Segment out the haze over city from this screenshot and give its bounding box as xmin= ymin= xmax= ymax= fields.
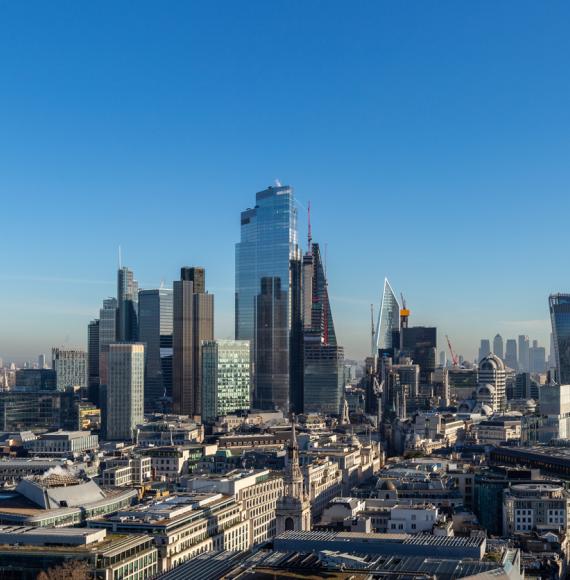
xmin=2 ymin=1 xmax=570 ymax=361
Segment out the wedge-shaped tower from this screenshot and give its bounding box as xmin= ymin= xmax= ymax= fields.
xmin=374 ymin=278 xmax=401 ymax=353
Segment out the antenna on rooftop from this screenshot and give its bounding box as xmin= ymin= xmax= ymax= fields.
xmin=307 ymin=201 xmax=312 ymax=250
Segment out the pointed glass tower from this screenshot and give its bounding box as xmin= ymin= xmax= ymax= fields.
xmin=375 ymin=278 xmax=400 ymax=352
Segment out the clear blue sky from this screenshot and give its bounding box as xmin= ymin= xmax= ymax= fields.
xmin=1 ymin=1 xmax=569 ymax=363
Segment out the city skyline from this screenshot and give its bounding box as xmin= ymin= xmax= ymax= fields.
xmin=2 ymin=2 xmax=569 ymax=361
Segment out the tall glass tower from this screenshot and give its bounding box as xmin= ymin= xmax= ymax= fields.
xmin=235 ymin=185 xmax=300 ymax=412
xmin=374 ymin=278 xmax=400 ymax=352
xmin=138 ymin=288 xmax=173 ymax=412
xmin=549 ymin=294 xmax=570 ymax=384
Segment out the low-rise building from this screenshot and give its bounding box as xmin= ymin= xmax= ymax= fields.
xmin=0 ymin=525 xmax=157 ymax=580
xmin=23 ymin=430 xmax=99 ymax=456
xmin=186 ymin=469 xmax=283 ymax=545
xmin=503 ymin=483 xmax=570 ymax=535
xmin=474 ymin=416 xmax=521 ymax=445
xmin=0 ymin=469 xmax=136 ymax=527
xmin=90 ymin=492 xmax=249 ymax=572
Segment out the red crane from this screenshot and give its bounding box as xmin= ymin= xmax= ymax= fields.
xmin=446 ymin=335 xmax=459 ymax=366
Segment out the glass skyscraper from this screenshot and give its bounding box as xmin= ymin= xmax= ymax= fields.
xmin=235 ymin=185 xmax=301 ymax=413
xmin=303 ymin=242 xmax=344 ymax=415
xmin=117 ymin=266 xmax=139 ymax=342
xmin=138 ymin=288 xmax=173 ymax=412
xmin=201 ymin=340 xmax=251 ymax=422
xmin=375 ymin=278 xmax=400 ymax=352
xmin=549 ymin=293 xmax=570 ymax=384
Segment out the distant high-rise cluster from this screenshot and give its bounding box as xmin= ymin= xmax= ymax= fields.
xmin=475 ymin=333 xmax=548 ymax=374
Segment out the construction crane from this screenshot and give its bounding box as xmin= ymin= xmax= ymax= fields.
xmin=445 ymin=335 xmax=459 ymax=366
xmin=400 ymin=293 xmax=410 ymax=330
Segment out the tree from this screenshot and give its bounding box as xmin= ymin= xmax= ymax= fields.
xmin=36 ymin=560 xmax=91 ymax=580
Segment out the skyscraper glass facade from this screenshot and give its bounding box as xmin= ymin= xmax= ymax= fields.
xmin=549 ymin=294 xmax=570 ymax=384
xmin=138 ymin=288 xmax=173 ymax=412
xmin=303 ymin=242 xmax=344 ymax=415
xmin=235 ymin=185 xmax=300 ymax=412
xmin=201 ymin=340 xmax=251 ymax=422
xmin=117 ymin=267 xmax=139 ymax=342
xmin=375 ymin=279 xmax=400 ymax=351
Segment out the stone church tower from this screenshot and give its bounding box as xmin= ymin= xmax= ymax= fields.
xmin=276 ymin=419 xmax=311 ymax=534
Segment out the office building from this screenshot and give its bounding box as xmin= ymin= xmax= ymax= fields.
xmin=15 ymin=368 xmax=56 ymax=390
xmin=303 ymin=242 xmax=344 ymax=415
xmin=476 ymin=353 xmax=507 ymax=412
xmin=505 ymin=339 xmax=518 ymax=370
xmin=503 ymin=483 xmax=569 ymax=535
xmin=493 ymin=334 xmax=504 ymax=360
xmin=529 ymin=340 xmax=546 ymax=374
xmin=201 ymin=339 xmax=251 ymax=422
xmin=401 ymin=326 xmax=436 ymax=386
xmin=37 ymin=354 xmax=46 ymax=369
xmin=235 ymin=184 xmax=301 ymax=413
xmin=91 ymin=493 xmax=249 ymax=572
xmin=98 ymin=297 xmax=118 ymax=387
xmin=439 ymin=350 xmax=446 ymax=367
xmin=374 ymin=278 xmax=400 ymax=352
xmin=539 ymin=383 xmax=570 ymax=440
xmin=549 ymin=294 xmax=570 ymax=384
xmin=51 ymin=348 xmax=87 ymax=391
xmin=117 ymin=266 xmax=139 ymax=341
xmin=138 ymin=288 xmax=173 ymax=412
xmin=87 ymin=319 xmax=100 ymax=405
xmin=518 ymin=335 xmax=530 ymax=373
xmin=478 ymin=339 xmax=491 ymax=363
xmin=106 ymin=343 xmax=145 ymax=441
xmin=173 ymin=267 xmax=214 ymax=417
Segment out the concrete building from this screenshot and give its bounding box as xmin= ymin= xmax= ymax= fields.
xmin=518 ymin=335 xmax=530 ymax=373
xmin=302 ymin=458 xmax=342 ymax=521
xmin=106 ymin=343 xmax=145 ymax=441
xmin=173 ymin=267 xmax=214 ymax=417
xmin=201 ymin=340 xmax=251 ymax=422
xmin=503 ymin=483 xmax=570 ymax=534
xmin=187 ymin=469 xmax=284 ymax=546
xmin=0 ymin=526 xmax=158 ymax=580
xmin=23 ymin=430 xmax=99 ymax=456
xmin=539 ymin=383 xmax=570 ymax=440
xmin=477 ymin=353 xmax=506 ymax=412
xmin=91 ymin=493 xmax=249 ymax=572
xmin=51 ymin=347 xmax=87 ymax=391
xmin=474 ymin=417 xmax=522 ymax=445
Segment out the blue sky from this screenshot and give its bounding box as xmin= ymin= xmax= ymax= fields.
xmin=1 ymin=1 xmax=569 ymax=363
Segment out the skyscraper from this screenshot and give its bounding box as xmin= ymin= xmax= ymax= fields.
xmin=235 ymin=185 xmax=301 ymax=413
xmin=401 ymin=326 xmax=437 ymax=386
xmin=87 ymin=319 xmax=100 ymax=404
xmin=439 ymin=351 xmax=447 ymax=368
xmin=549 ymin=294 xmax=570 ymax=384
xmin=138 ymin=288 xmax=173 ymax=412
xmin=302 ymin=242 xmax=344 ymax=415
xmin=374 ymin=278 xmax=400 ymax=352
xmin=98 ymin=298 xmax=118 ymax=387
xmin=173 ymin=267 xmax=214 ymax=417
xmin=51 ymin=348 xmax=87 ymax=391
xmin=518 ymin=335 xmax=530 ymax=373
xmin=493 ymin=334 xmax=504 ymax=360
xmin=106 ymin=343 xmax=144 ymax=441
xmin=505 ymin=339 xmax=518 ymax=370
xmin=201 ymin=340 xmax=251 ymax=422
xmin=117 ymin=266 xmax=139 ymax=342
xmin=478 ymin=339 xmax=491 ymax=363
xmin=38 ymin=354 xmax=46 ymax=369
xmin=529 ymin=340 xmax=546 ymax=374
